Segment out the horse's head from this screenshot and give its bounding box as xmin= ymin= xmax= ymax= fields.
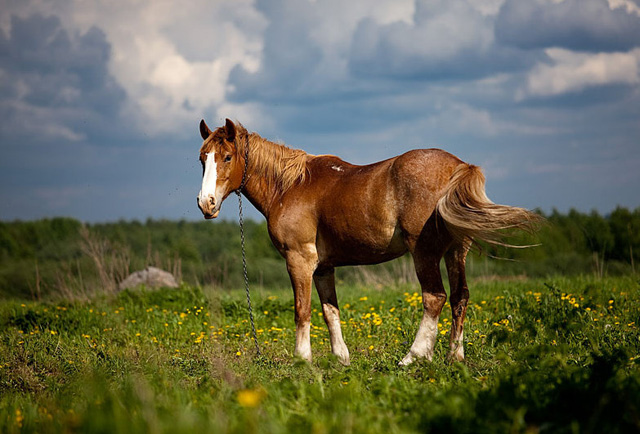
xmin=197 ymin=118 xmax=245 ymax=219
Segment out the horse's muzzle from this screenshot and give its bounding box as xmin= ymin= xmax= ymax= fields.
xmin=197 ymin=196 xmax=220 ymax=219
xmin=203 ymin=211 xmax=219 ymax=219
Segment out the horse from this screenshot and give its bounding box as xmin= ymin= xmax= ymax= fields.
xmin=196 ymin=119 xmax=539 ymax=366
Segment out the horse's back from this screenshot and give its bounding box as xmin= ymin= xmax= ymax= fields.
xmin=307 ymin=149 xmax=463 ymax=220
xmin=309 ymin=148 xmax=462 ymax=190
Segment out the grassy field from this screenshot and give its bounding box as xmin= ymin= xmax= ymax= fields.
xmin=1 ymin=275 xmax=639 ymax=433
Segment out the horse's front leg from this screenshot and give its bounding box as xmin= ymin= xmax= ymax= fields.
xmin=314 ymin=267 xmax=350 ymax=365
xmin=286 ymin=246 xmax=318 ymax=362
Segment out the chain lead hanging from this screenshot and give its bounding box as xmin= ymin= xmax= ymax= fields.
xmin=236 ymin=138 xmax=261 ymax=356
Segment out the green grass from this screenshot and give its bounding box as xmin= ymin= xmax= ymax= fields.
xmin=1 ymin=276 xmax=639 ymax=433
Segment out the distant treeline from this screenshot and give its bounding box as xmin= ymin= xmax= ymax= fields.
xmin=0 ymin=207 xmax=639 ymax=299
xmin=479 ymin=207 xmax=639 ymax=277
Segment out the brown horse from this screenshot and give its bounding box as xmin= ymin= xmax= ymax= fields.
xmin=197 ymin=119 xmax=539 ymax=366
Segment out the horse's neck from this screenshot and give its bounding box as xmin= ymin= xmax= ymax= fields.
xmin=240 ymin=135 xmax=287 ymax=218
xmin=242 ymin=175 xmax=279 ymax=219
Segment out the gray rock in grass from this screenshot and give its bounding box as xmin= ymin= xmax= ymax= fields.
xmin=118 ymin=266 xmax=179 ymax=291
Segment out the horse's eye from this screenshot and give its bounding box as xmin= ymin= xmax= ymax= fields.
xmin=224 ymin=155 xmax=232 ymax=163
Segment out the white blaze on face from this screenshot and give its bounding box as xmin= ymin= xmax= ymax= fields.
xmin=198 ymin=152 xmax=218 ymax=209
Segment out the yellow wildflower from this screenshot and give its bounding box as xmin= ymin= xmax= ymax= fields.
xmin=15 ymin=409 xmax=23 ymax=428
xmin=237 ymin=388 xmax=266 ymax=408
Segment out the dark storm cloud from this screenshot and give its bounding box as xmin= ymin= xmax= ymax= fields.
xmin=348 ymin=17 xmax=543 ymax=81
xmin=228 ymin=0 xmax=339 ymax=103
xmin=0 ymin=13 xmax=142 ymax=221
xmin=0 ymin=14 xmax=127 ymax=144
xmin=229 ymin=0 xmax=545 ymax=98
xmin=495 ymin=0 xmax=640 ymax=52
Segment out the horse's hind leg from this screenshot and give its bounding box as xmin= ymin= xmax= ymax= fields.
xmin=400 ymin=250 xmax=447 ymax=366
xmin=314 ymin=267 xmax=350 ymax=365
xmin=445 ymin=242 xmax=470 ymax=362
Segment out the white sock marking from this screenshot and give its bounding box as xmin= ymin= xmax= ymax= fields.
xmin=400 ymin=314 xmax=438 ymax=366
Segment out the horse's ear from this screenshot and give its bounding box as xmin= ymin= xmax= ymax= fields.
xmin=199 ymin=119 xmax=212 ymax=140
xmin=225 ymin=118 xmax=236 ymax=143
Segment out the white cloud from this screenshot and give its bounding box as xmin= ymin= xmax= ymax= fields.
xmin=65 ymin=0 xmax=267 ymax=136
xmin=608 ymin=0 xmax=640 ymax=16
xmin=518 ymin=48 xmax=640 ymax=98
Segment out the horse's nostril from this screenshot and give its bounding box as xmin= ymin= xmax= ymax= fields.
xmin=209 ymin=197 xmax=215 ymax=205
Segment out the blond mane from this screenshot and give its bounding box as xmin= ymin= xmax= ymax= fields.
xmin=236 ymin=125 xmax=310 ymax=193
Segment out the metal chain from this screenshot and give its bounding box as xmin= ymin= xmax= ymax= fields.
xmin=235 ymin=137 xmax=261 ymax=356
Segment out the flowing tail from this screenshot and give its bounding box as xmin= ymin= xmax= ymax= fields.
xmin=436 ymin=164 xmax=542 ymax=247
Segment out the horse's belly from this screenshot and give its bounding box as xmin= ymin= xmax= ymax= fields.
xmin=317 ymin=223 xmax=407 ymax=267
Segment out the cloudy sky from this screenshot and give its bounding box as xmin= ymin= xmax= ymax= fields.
xmin=1 ymin=0 xmax=639 ymax=222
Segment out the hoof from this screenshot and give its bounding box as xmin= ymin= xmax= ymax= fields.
xmin=398 ymin=354 xmax=414 ymax=366
xmin=399 ymin=351 xmax=432 ymax=366
xmin=447 ymin=346 xmax=464 ymax=362
xmin=336 ymin=350 xmax=350 ymax=366
xmin=294 ymin=350 xmax=313 ymax=364
xmin=447 ymin=352 xmax=465 ymax=363
xmin=331 ymin=344 xmax=350 ymax=366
